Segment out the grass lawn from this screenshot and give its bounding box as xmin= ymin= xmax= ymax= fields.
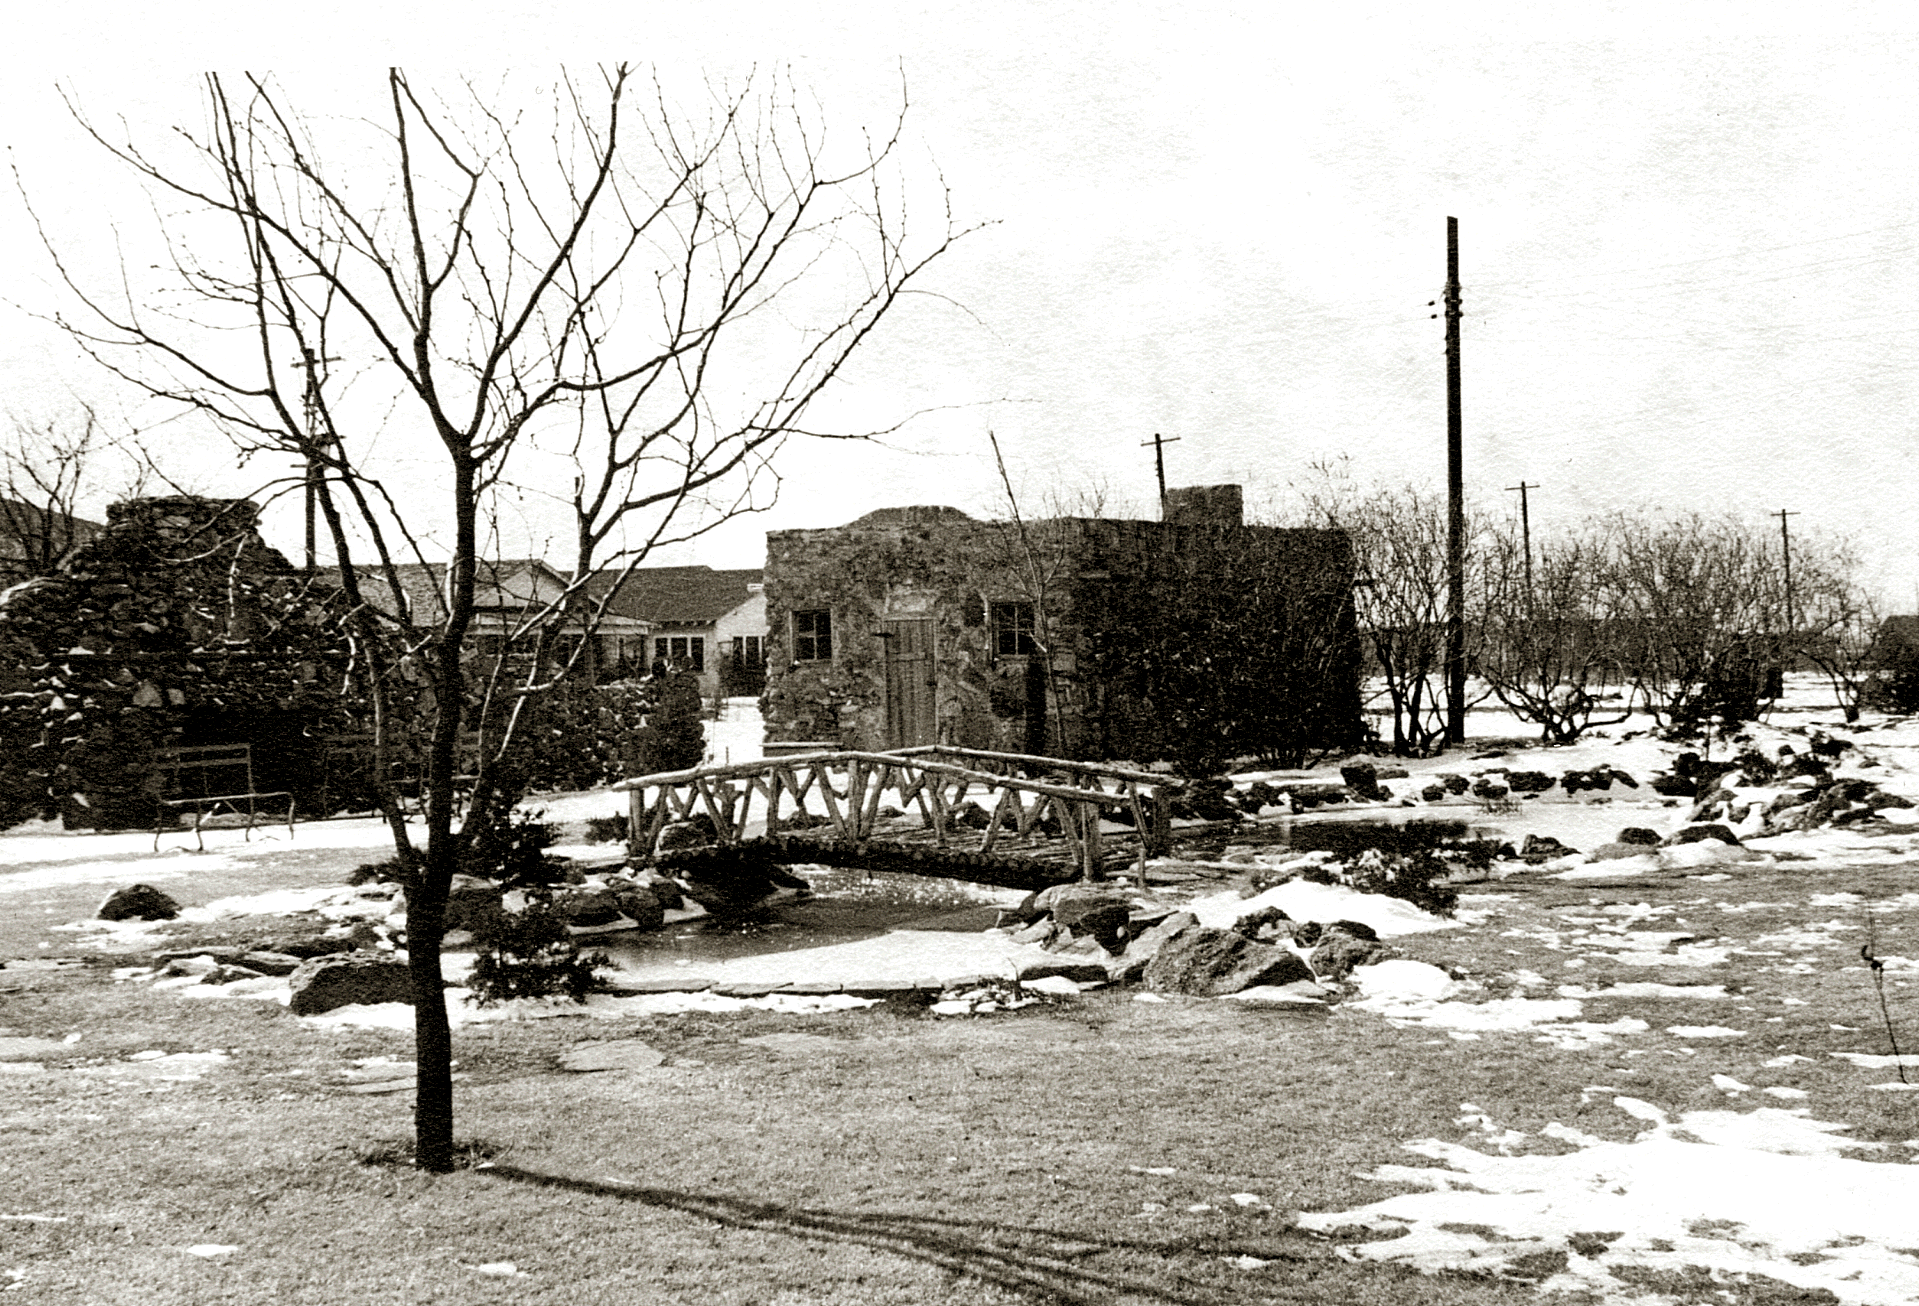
xmin=3 ymin=854 xmax=1917 ymax=1304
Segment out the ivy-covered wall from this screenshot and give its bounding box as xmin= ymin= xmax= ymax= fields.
xmin=761 ymin=493 xmax=1362 ymax=768
xmin=0 ymin=496 xmax=354 ymax=829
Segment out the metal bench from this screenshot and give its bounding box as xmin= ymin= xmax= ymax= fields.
xmin=152 ymin=744 xmax=295 ymax=851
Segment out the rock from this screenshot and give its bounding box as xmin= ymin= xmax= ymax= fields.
xmin=1376 ymin=765 xmax=1410 ymax=781
xmin=1034 ymin=882 xmax=1128 ymax=920
xmin=253 ymin=936 xmax=353 ymax=959
xmin=162 ymin=954 xmax=221 ymax=977
xmin=631 ymin=871 xmax=686 ymax=911
xmin=1326 ymin=918 xmax=1379 ymax=942
xmin=1521 ymin=833 xmax=1578 ymax=859
xmin=1421 ymin=784 xmax=1447 ymax=802
xmin=1142 ymin=925 xmax=1313 ymax=996
xmin=999 ymin=891 xmax=1045 ymax=927
xmin=1662 ymin=823 xmax=1742 ymax=848
xmin=1309 ymin=931 xmax=1388 ymax=981
xmin=610 ymin=886 xmax=666 ymax=931
xmin=1648 ymin=774 xmax=1698 ymax=798
xmin=287 ymin=954 xmax=415 ymax=1016
xmin=1589 ymin=842 xmax=1649 ymax=861
xmin=1291 ymin=920 xmax=1324 ymax=947
xmin=1616 ymin=827 xmax=1661 ymax=846
xmin=444 ymin=875 xmax=504 ymax=932
xmin=1869 ymin=792 xmax=1916 ymax=811
xmin=1437 ymin=773 xmax=1470 ymax=795
xmin=1507 ymin=771 xmax=1554 ymax=793
xmin=1231 ymin=905 xmax=1293 ymax=943
xmin=1285 ymin=783 xmax=1348 ymax=809
xmin=1340 ymin=757 xmax=1384 ymax=800
xmin=237 ymin=951 xmax=304 ymax=976
xmin=97 ymin=884 xmax=180 ymax=922
xmin=1060 ymin=902 xmax=1130 ymax=953
xmin=552 ymin=888 xmax=626 ymax=928
xmin=657 ymin=817 xmax=719 ymax=851
xmin=1470 ymin=777 xmax=1510 ymax=801
xmin=1779 ymin=753 xmax=1831 ymax=781
xmin=201 ymin=964 xmax=266 ymax=985
xmin=559 ymin=1039 xmax=666 ymax=1073
xmin=1010 ymin=918 xmax=1059 ymax=947
xmin=1607 ymin=769 xmax=1639 ymax=789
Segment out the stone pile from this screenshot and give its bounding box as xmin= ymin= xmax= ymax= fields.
xmin=992 ymin=877 xmax=1390 ymax=996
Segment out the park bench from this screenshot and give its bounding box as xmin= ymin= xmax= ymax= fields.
xmin=152 ymin=742 xmax=295 ymax=851
xmin=317 ymin=732 xmax=483 ymax=818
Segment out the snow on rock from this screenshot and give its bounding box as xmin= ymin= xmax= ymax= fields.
xmin=1186 ymin=880 xmax=1458 ymax=939
xmin=1297 ymin=1095 xmax=1919 ymax=1305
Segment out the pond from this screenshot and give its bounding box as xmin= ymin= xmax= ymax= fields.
xmin=591 ymin=866 xmax=1022 ymax=975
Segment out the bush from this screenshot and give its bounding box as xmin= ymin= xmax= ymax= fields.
xmin=636 ymin=671 xmax=705 ymax=775
xmin=465 ymin=900 xmax=611 ymax=1006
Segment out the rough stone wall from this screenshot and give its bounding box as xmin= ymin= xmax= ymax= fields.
xmin=0 ymin=497 xmax=352 ymax=829
xmin=761 ymin=500 xmax=1361 ymax=765
xmin=762 ymin=507 xmax=1014 ymax=752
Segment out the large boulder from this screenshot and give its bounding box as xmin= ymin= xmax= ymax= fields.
xmin=610 ymin=885 xmax=666 ymax=932
xmin=1662 ymin=823 xmax=1741 ymax=848
xmin=552 ymin=887 xmax=626 ymax=928
xmin=1309 ymin=929 xmax=1389 ymax=981
xmin=1142 ymin=925 xmax=1313 ymax=996
xmin=1104 ymin=911 xmax=1199 ymax=984
xmin=1340 ymin=757 xmax=1384 ymax=801
xmin=97 ymin=884 xmax=180 ymax=922
xmin=1616 ymin=827 xmax=1661 ymax=847
xmin=287 ymin=954 xmax=415 ymax=1016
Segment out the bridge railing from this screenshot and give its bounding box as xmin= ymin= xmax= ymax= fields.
xmin=613 ymin=748 xmax=1187 ymax=879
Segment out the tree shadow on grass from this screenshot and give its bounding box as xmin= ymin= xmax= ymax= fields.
xmin=480 ymin=1163 xmax=1329 ymax=1305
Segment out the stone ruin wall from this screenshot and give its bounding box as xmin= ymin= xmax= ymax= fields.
xmin=0 ymin=496 xmax=350 ymax=829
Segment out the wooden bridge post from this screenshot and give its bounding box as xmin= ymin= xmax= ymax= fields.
xmin=1146 ymin=785 xmax=1173 ymax=858
xmin=1079 ymin=798 xmax=1102 ymax=880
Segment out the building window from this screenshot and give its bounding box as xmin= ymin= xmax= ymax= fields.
xmin=991 ymin=602 xmax=1037 ymax=657
xmin=793 ymin=610 xmax=832 ymax=662
xmin=654 ymin=635 xmax=705 ymax=673
xmin=735 ymin=635 xmax=765 ymax=669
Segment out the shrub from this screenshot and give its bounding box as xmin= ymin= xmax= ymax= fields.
xmin=465 ymin=900 xmax=611 ymax=1006
xmin=636 ymin=670 xmax=705 ymax=775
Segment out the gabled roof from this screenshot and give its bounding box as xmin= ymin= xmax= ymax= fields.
xmin=577 ymin=565 xmax=762 ymax=626
xmin=319 ymin=558 xmax=564 ymax=625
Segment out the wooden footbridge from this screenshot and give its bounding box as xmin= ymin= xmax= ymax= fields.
xmin=614 ymin=746 xmax=1188 ymax=887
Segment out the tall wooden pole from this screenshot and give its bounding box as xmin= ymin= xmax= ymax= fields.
xmin=1445 ymin=217 xmax=1466 ymax=745
xmin=1506 ymin=481 xmax=1538 ymax=611
xmin=1139 ymin=433 xmax=1181 ymax=517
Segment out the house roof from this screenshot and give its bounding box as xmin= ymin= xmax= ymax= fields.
xmin=317 ymin=560 xmax=760 ymax=629
xmin=577 ymin=566 xmax=762 ymax=626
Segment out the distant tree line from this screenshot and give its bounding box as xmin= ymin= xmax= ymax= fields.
xmin=1274 ymin=459 xmax=1885 ymax=752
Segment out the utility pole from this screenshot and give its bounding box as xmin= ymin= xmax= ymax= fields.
xmin=1140 ymin=433 xmax=1181 ymax=516
xmin=1444 ymin=217 xmax=1466 ymax=745
xmin=1506 ymin=481 xmax=1539 ymax=609
xmin=292 ymin=347 xmax=340 ymax=575
xmin=1776 ymin=508 xmax=1800 ymax=634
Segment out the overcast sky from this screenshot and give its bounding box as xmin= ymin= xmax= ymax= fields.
xmin=6 ymin=2 xmax=1919 ymax=601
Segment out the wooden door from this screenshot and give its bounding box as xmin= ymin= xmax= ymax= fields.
xmin=880 ymin=619 xmax=936 ymax=748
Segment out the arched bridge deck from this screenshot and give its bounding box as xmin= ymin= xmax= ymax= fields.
xmin=614 ymin=746 xmax=1188 ymax=883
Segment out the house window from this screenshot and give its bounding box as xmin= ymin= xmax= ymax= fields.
xmin=735 ymin=635 xmax=765 ymax=669
xmin=793 ymin=610 xmax=832 ymax=662
xmin=991 ymin=602 xmax=1037 ymax=657
xmin=653 ymin=635 xmax=705 ymax=673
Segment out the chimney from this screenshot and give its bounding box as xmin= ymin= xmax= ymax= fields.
xmin=1161 ymin=484 xmax=1243 ymax=529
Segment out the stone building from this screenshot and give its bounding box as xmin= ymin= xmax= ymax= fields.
xmin=760 ymin=486 xmax=1362 ymax=768
xmin=0 ymin=496 xmax=351 ymax=828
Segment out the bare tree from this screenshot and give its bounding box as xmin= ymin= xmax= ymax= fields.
xmin=1286 ymin=462 xmax=1482 ymax=757
xmin=28 ymin=67 xmax=964 ymax=1170
xmin=1603 ymin=510 xmax=1785 ymax=732
xmin=1790 ymin=535 xmax=1876 ymax=722
xmin=1475 ymin=517 xmax=1633 ymax=744
xmin=0 ymin=406 xmax=120 ymax=584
